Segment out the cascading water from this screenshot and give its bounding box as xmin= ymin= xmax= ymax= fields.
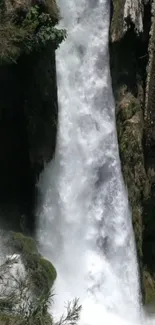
xmin=37 ymin=0 xmax=142 ymax=324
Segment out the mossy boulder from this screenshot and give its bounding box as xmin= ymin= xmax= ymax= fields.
xmin=143 ymin=270 xmax=155 ymax=307
xmin=6 ymin=232 xmax=56 ymax=295
xmin=9 ymin=231 xmax=38 ymax=254
xmin=110 ymin=0 xmax=126 ymax=42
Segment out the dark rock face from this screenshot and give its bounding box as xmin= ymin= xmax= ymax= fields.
xmin=0 ymin=47 xmax=58 ymax=234
xmin=0 ymin=63 xmax=34 ymax=232
xmin=20 ymin=46 xmax=58 ymax=177
xmin=0 ymin=1 xmax=60 ymax=322
xmin=110 ymin=0 xmax=155 ymax=304
xmin=0 ymin=0 xmax=61 ymax=234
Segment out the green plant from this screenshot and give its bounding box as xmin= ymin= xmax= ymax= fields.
xmin=0 ymin=256 xmax=82 ymax=325
xmin=0 ymin=5 xmax=66 ymax=63
xmin=55 ymin=299 xmax=82 ymax=325
xmin=21 ymin=6 xmax=66 ymax=53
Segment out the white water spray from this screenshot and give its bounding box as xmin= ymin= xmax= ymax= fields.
xmin=37 ymin=0 xmax=142 ymax=324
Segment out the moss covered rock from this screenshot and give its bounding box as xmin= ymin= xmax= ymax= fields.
xmin=6 ymin=232 xmax=56 ymax=295
xmin=110 ymin=0 xmax=126 ymax=42
xmin=117 ymin=92 xmax=149 ymax=260
xmin=110 ymin=0 xmax=155 ymax=300
xmin=9 ymin=231 xmax=38 ymax=254
xmin=143 ymin=270 xmax=155 ymax=306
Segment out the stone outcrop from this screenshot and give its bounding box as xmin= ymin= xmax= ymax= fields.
xmin=110 ymin=0 xmax=155 ymax=304
xmin=110 ymin=0 xmax=147 ymax=42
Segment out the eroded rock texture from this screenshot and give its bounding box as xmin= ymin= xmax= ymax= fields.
xmin=110 ymin=0 xmax=155 ymax=304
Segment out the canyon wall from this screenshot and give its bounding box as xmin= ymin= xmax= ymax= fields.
xmin=110 ymin=0 xmax=155 ymax=305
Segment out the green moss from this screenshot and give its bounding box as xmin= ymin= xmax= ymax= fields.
xmin=110 ymin=0 xmax=126 ymax=42
xmin=8 ymin=232 xmax=56 ymax=295
xmin=10 ymin=232 xmax=38 ymax=254
xmin=30 ymin=257 xmax=57 ymax=294
xmin=40 ymin=257 xmax=57 ymax=284
xmin=144 ymin=270 xmax=155 ymax=306
xmin=118 ymin=93 xmax=141 ymax=121
xmin=117 ymin=92 xmax=148 ymax=260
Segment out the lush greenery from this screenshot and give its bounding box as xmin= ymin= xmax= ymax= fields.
xmin=0 ymin=4 xmax=66 ymax=63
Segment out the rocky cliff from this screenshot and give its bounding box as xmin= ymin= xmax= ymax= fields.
xmin=0 ymin=1 xmax=65 ymax=323
xmin=0 ymin=0 xmax=154 ymax=316
xmin=110 ymin=0 xmax=155 ymax=305
xmin=0 ymin=0 xmax=66 ymax=233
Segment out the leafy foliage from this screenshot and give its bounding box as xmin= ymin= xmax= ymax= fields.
xmin=21 ymin=6 xmax=66 ymax=52
xmin=0 ymin=5 xmax=66 ymax=63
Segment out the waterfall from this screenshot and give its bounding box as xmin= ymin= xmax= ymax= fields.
xmin=37 ymin=0 xmax=141 ymax=324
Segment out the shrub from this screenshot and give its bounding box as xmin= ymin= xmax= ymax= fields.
xmin=0 ymin=255 xmax=82 ymax=325
xmin=0 ymin=4 xmax=66 ymax=64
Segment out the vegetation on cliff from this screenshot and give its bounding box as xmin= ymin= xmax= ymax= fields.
xmin=0 ymin=0 xmax=66 ymax=63
xmin=0 ymin=231 xmax=56 ymax=324
xmin=110 ymin=0 xmax=155 ymax=305
xmin=117 ymin=93 xmax=149 ymax=260
xmin=7 ymin=232 xmax=57 ymax=295
xmin=0 ymin=247 xmax=81 ymax=325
